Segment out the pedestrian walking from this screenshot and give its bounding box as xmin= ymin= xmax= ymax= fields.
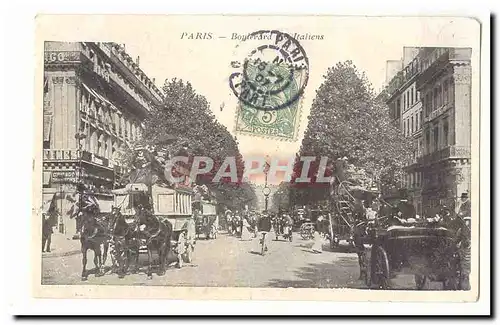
xmin=42 ymin=213 xmax=53 ymax=252
xmin=256 ymin=212 xmax=272 ymax=254
xmin=457 ymin=192 xmax=471 ymax=290
xmin=311 ymin=215 xmax=325 ymax=253
xmin=240 ymin=217 xmax=252 ymax=241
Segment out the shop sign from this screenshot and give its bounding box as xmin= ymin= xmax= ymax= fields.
xmin=52 ymin=171 xmax=78 ymax=183
xmin=44 ymin=51 xmax=81 ymax=64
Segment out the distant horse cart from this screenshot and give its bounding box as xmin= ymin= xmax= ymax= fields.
xmin=193 ymin=199 xmax=218 ymax=240
xmin=298 ymin=208 xmax=329 ymax=240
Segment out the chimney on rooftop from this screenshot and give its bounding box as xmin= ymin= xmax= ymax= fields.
xmin=152 ymin=78 xmax=155 ymax=84
xmin=136 ymin=56 xmax=140 ymax=67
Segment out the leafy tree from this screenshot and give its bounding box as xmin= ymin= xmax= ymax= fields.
xmin=117 ymin=78 xmax=256 ymax=209
xmin=290 ymin=61 xmax=413 ymax=205
xmin=271 ymin=182 xmax=291 ymax=212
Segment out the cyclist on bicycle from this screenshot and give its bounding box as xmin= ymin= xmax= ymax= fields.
xmin=258 ymin=212 xmax=272 ymax=254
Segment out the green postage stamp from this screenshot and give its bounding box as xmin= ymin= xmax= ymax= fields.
xmin=229 ymin=30 xmax=309 ymax=141
xmin=234 ymin=79 xmax=304 ymax=141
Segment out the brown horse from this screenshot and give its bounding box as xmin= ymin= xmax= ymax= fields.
xmin=108 ymin=207 xmax=140 ymax=278
xmin=80 ymin=210 xmax=110 ymax=281
xmin=136 ymin=208 xmax=173 ymax=279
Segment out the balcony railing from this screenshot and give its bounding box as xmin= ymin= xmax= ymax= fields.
xmin=419 ymin=145 xmax=470 ymax=165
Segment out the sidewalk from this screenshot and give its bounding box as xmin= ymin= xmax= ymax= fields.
xmin=42 ymin=233 xmax=81 ymax=258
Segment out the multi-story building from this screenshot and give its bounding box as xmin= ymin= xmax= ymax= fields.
xmin=416 ymin=47 xmax=472 ymax=214
xmin=385 ymin=47 xmax=424 ymax=214
xmin=42 ymin=41 xmax=163 ymax=236
xmin=384 ymin=47 xmax=472 ymax=215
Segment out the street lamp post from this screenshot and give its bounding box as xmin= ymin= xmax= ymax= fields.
xmin=74 ymin=131 xmax=87 ymax=239
xmin=263 ymin=160 xmax=271 ymax=212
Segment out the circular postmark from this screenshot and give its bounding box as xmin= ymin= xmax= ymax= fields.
xmin=229 ymin=30 xmax=309 ymax=111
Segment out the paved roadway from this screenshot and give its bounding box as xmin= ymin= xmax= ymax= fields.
xmin=42 ymin=231 xmax=439 ymax=289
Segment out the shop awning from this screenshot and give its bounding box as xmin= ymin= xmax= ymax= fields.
xmin=81 ymin=82 xmax=118 ymax=112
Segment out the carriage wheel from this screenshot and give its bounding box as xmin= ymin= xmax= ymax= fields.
xmin=370 ymin=245 xmax=390 ymax=290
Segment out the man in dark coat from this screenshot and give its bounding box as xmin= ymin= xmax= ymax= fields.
xmin=258 ymin=213 xmax=272 ymax=252
xmin=350 ymin=198 xmax=368 ymax=281
xmin=42 ymin=213 xmax=53 ymax=252
xmin=258 ymin=213 xmax=272 ymax=232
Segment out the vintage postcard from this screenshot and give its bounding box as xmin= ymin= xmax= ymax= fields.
xmin=33 ymin=15 xmax=484 ymax=304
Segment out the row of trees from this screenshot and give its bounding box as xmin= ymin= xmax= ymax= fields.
xmin=118 ymin=78 xmax=258 ymax=210
xmin=289 ymin=61 xmax=413 ymax=206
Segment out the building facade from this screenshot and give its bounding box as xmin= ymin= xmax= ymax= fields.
xmin=385 ymin=48 xmax=424 ymax=214
xmin=42 ymin=42 xmax=163 ymax=236
xmin=416 ymin=47 xmax=472 ymax=214
xmin=384 ymin=47 xmax=472 ymax=215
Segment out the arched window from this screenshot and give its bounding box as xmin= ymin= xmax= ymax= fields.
xmin=443 ymin=119 xmax=449 ymax=147
xmin=443 ymin=79 xmax=449 ymax=104
xmin=448 ymin=78 xmax=454 ymax=103
xmin=98 ymin=133 xmax=105 ymax=157
xmin=90 ymin=128 xmax=98 ymax=154
xmin=433 ymin=87 xmax=439 ymax=110
xmin=106 ymin=135 xmax=112 ymax=159
xmin=437 ymin=84 xmax=442 ymax=107
xmin=425 ymin=129 xmax=430 ymax=154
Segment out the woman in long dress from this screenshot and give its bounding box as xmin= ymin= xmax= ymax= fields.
xmin=240 ymin=217 xmax=252 ymax=241
xmin=311 ymin=216 xmax=324 ymax=253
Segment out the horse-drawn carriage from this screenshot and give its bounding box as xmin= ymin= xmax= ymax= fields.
xmin=112 ymin=182 xmax=196 ymax=270
xmin=273 ymin=212 xmax=293 ymax=242
xmin=292 ymin=206 xmax=307 ymax=230
xmin=298 ymin=207 xmax=330 ymax=240
xmin=327 ymin=181 xmax=380 ymax=249
xmin=366 ymin=222 xmax=461 ymax=290
xmin=193 ymin=199 xmax=218 ymax=240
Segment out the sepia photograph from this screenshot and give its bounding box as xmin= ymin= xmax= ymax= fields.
xmin=30 ymin=14 xmax=484 ymax=305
